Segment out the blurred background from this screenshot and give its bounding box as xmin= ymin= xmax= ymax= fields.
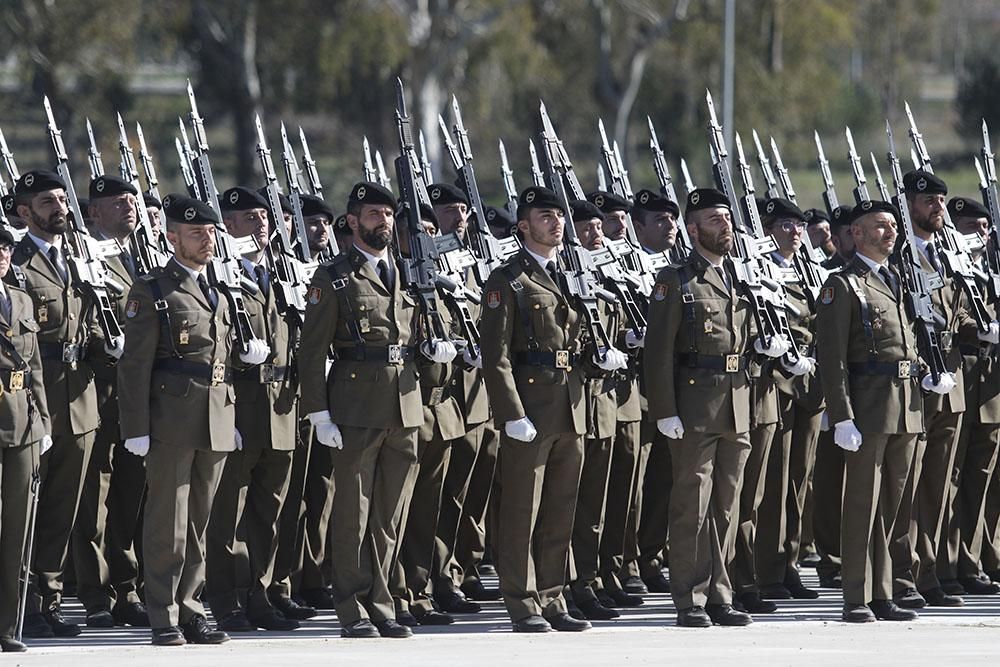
xmin=2 ymin=0 xmax=1000 ymax=211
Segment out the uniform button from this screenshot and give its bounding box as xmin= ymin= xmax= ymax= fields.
xmin=689 ymin=379 xmax=695 ymax=385
xmin=69 ymin=313 xmax=76 ymax=320
xmin=360 ymin=305 xmax=367 ymax=311
xmin=528 ymin=377 xmax=535 ymax=384
xmin=533 ymin=304 xmax=540 ymax=310
xmin=560 ymin=305 xmax=567 ymax=310
xmin=350 ymin=373 xmax=357 ymax=379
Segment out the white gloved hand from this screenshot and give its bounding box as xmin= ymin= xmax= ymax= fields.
xmin=922 ymin=372 xmax=957 ymax=395
xmin=781 ymin=355 xmax=815 ymax=377
xmin=421 ymin=339 xmax=458 ymax=364
xmin=124 ymin=435 xmax=151 ymax=457
xmin=239 ymin=338 xmax=271 ymax=365
xmin=505 ymin=417 xmax=537 ymax=442
xmin=625 ymin=329 xmax=645 ymax=349
xmin=754 ymin=335 xmax=792 ymax=359
xmin=235 ymin=429 xmax=243 ymax=451
xmin=834 ymin=420 xmax=863 ymax=452
xmin=595 ymin=347 xmax=629 ymax=371
xmin=39 ymin=434 xmax=53 ymax=455
xmin=308 ymin=411 xmax=344 ymax=449
xmin=462 ymin=344 xmax=483 ymax=369
xmin=819 ymin=411 xmax=830 ymax=432
xmin=104 ymin=335 xmax=125 ymax=360
xmin=657 ymin=416 xmax=685 ymax=439
xmin=978 ymin=321 xmax=1000 ymax=345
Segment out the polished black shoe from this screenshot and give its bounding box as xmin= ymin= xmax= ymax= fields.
xmin=512 ymin=615 xmax=550 ymax=633
xmin=375 ymin=619 xmax=412 ymax=638
xmin=182 ymin=615 xmax=229 ymax=644
xmin=870 ymin=599 xmax=918 ymax=621
xmin=622 ymin=575 xmax=648 ymax=595
xmin=415 ymin=610 xmax=453 ymax=626
xmin=44 ymin=610 xmax=81 ymax=637
xmin=395 ymin=609 xmax=418 ymax=627
xmin=737 ymin=592 xmax=777 ymax=614
xmin=940 ymin=579 xmax=966 ymax=596
xmin=758 ymin=584 xmax=792 ymax=600
xmin=841 ymin=603 xmax=875 ymax=623
xmin=299 ymin=587 xmax=336 ymax=610
xmin=706 ymin=603 xmax=752 ymax=626
xmin=546 ymin=612 xmax=591 ymax=632
xmin=249 ymin=609 xmax=300 ymax=631
xmin=0 ymin=636 xmax=27 ymax=652
xmin=435 ymin=591 xmax=481 ymax=614
xmin=340 ymin=619 xmax=379 ymax=638
xmin=113 ymin=601 xmax=150 ymax=627
xmin=798 ymin=552 xmax=822 ymax=568
xmin=216 ymin=610 xmax=255 ymax=632
xmin=818 ymin=572 xmax=842 ymax=589
xmin=642 ymin=571 xmax=671 ymax=594
xmin=461 ymin=579 xmax=501 ymax=601
xmin=893 ymin=587 xmax=926 ymax=609
xmin=785 ymin=581 xmax=820 ymax=600
xmin=922 ymin=587 xmax=964 ymax=607
xmin=564 ymin=591 xmax=586 ymax=620
xmin=86 ymin=609 xmax=115 ymax=628
xmin=960 ymin=576 xmax=1000 ymax=595
xmin=20 ymin=613 xmax=54 ymax=638
xmin=272 ymin=596 xmax=317 ymax=620
xmin=604 ymin=587 xmax=644 ymax=607
xmin=578 ymin=598 xmax=620 ymax=620
xmin=676 ymin=606 xmax=712 ymax=628
xmin=151 ymin=626 xmax=186 ymax=646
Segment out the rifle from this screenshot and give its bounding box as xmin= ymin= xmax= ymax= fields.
xmin=528 ymin=139 xmax=545 ymax=187
xmin=679 ymin=158 xmax=696 ymax=196
xmin=375 ymin=150 xmax=392 ymax=190
xmin=419 ymin=130 xmax=434 ymax=184
xmin=845 ymin=127 xmax=871 ymax=205
xmin=135 ymin=123 xmax=160 ymax=200
xmin=597 ymin=163 xmax=608 ymax=191
xmin=885 ymin=121 xmax=948 ymax=382
xmin=116 ymin=113 xmax=167 ymax=274
xmin=613 ymin=140 xmax=633 ymax=197
xmin=184 ymin=81 xmax=258 ymax=353
xmin=976 ymin=121 xmax=1000 ymax=304
xmin=177 ymin=119 xmax=201 ymax=199
xmin=299 ymin=127 xmax=324 ymax=199
xmin=646 ymin=118 xmax=692 ymax=260
xmin=814 ymin=131 xmax=840 ymax=218
xmin=903 ymin=104 xmax=993 ymax=333
xmin=43 ymin=97 xmax=124 ymax=347
xmin=0 ymin=127 xmax=20 ymax=185
xmin=86 ymin=119 xmax=105 ymax=179
xmin=14 ymin=458 xmax=39 ymax=643
xmin=752 ymin=130 xmax=780 ymax=200
xmin=279 ymin=122 xmax=315 ymax=263
xmin=498 ymin=139 xmax=519 ymax=220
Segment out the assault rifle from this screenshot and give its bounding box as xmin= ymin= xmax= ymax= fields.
xmin=679 ymin=158 xmax=696 ymax=196
xmin=975 ymin=121 xmax=1000 ymax=304
xmin=116 ymin=113 xmax=167 ymax=273
xmin=529 ymin=139 xmax=545 ymax=187
xmin=647 ymin=117 xmax=692 ymax=261
xmin=845 ymin=127 xmax=871 ymax=205
xmin=86 ymin=119 xmax=105 ymax=179
xmin=299 ymin=127 xmax=324 ymax=198
xmin=362 ymin=136 xmax=377 ymax=182
xmin=814 ymin=132 xmax=840 ymax=218
xmin=279 ymin=122 xmax=315 ymax=263
xmin=498 ymin=139 xmax=519 ymax=220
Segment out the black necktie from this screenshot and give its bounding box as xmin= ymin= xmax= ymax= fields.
xmin=197 ymin=274 xmax=218 ymax=309
xmin=545 ymin=261 xmax=559 ymax=286
xmin=715 ymin=265 xmax=728 ymax=290
xmin=254 ymin=264 xmax=271 ymax=298
xmin=121 ymin=251 xmax=137 ymax=279
xmin=377 ymin=259 xmax=394 ymax=293
xmin=48 ymin=246 xmax=66 ymax=283
xmin=879 ymin=266 xmax=899 ymax=301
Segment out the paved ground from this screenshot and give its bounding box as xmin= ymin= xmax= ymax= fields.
xmin=13 ymin=570 xmax=1000 ymax=665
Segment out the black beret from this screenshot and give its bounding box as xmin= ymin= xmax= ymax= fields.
xmin=14 ymin=169 xmax=65 ymax=195
xmin=162 ymin=194 xmax=219 ymax=225
xmin=1 ymin=194 xmax=14 ymax=214
xmin=761 ymin=197 xmax=805 ymax=221
xmin=89 ymin=174 xmax=137 ymax=200
xmin=685 ymin=188 xmax=730 ymax=215
xmin=902 ymin=169 xmax=947 ymax=196
xmin=0 ymin=226 xmax=15 ymax=246
xmin=830 ymin=204 xmax=854 ymax=228
xmin=848 ymin=199 xmax=898 ymax=225
xmin=427 ymin=182 xmax=468 ymax=207
xmin=633 ymin=189 xmax=679 ymax=217
xmin=143 ymin=193 xmax=162 ymax=210
xmin=349 ymin=181 xmax=395 ymax=209
xmin=518 ymin=186 xmax=564 ymax=212
xmin=569 ymin=199 xmax=605 ymax=223
xmin=420 ymin=203 xmax=438 ymax=227
xmin=221 ymin=186 xmax=268 ymax=212
xmin=333 ymin=213 xmax=351 ymax=235
xmin=255 ymin=187 xmax=293 ymax=215
xmin=484 ymin=205 xmax=513 ymax=229
xmin=947 ymin=196 xmax=989 ymax=220
xmin=804 ymin=208 xmax=829 ymax=225
xmin=587 ymin=190 xmax=630 ymax=214
xmin=300 ymin=193 xmax=334 ymax=220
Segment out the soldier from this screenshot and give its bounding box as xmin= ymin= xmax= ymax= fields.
xmin=815 ymin=199 xmax=957 ymax=622
xmin=821 ymin=205 xmax=856 ymax=270
xmin=644 ymin=188 xmax=791 ymax=628
xmin=205 ymin=186 xmax=305 ymax=632
xmin=480 ymin=186 xmax=628 ymax=633
xmin=2 ymin=194 xmax=26 ymax=229
xmin=0 ymin=226 xmax=52 ymax=653
xmin=485 ymin=205 xmax=513 ymax=239
xmin=297 ymin=181 xmax=434 ymax=639
xmin=143 ymin=193 xmax=163 ymax=245
xmin=805 ymin=208 xmax=836 ymax=261
xmin=9 ymin=170 xmax=121 ymax=639
xmin=117 ymin=195 xmax=270 ymax=645
xmin=299 ymin=194 xmax=334 ymax=257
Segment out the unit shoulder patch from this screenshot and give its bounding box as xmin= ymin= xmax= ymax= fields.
xmin=820 ymin=286 xmax=835 ymax=305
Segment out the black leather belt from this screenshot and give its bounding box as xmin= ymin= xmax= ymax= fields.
xmin=336 ymin=345 xmax=416 ymax=365
xmin=0 ymin=368 xmax=29 ymax=392
xmin=39 ymin=341 xmax=86 ymax=364
xmin=236 ymin=364 xmax=289 ymax=384
xmin=848 ymin=360 xmax=920 ymax=379
xmin=677 ymin=352 xmax=747 ymax=373
xmin=515 ymin=350 xmax=580 ymax=370
xmin=154 ymin=359 xmax=232 ymax=385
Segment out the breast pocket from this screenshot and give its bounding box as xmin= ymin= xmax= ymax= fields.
xmin=168 ymin=310 xmax=202 ymax=350
xmin=690 ymin=295 xmax=730 ymax=350
xmin=527 ymin=292 xmax=562 ymax=339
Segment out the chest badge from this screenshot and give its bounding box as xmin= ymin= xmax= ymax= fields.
xmin=37 ymin=303 xmax=48 ymax=324
xmin=179 ymin=320 xmax=191 ymax=345
xmin=703 ymin=319 xmax=714 ymax=334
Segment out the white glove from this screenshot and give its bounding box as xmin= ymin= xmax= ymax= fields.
xmin=104 ymin=335 xmax=125 ymax=360
xmin=834 ymin=420 xmax=862 ymax=452
xmin=39 ymin=434 xmax=53 ymax=455
xmin=978 ymin=321 xmax=1000 ymax=345
xmin=421 ymin=339 xmax=458 ymax=364
xmin=462 ymin=344 xmax=483 ymax=369
xmin=922 ymin=372 xmax=957 ymax=395
xmin=124 ymin=435 xmax=151 ymax=457
xmin=657 ymin=416 xmax=685 ymax=439
xmin=625 ymin=329 xmax=645 ymax=349
xmin=754 ymin=335 xmax=791 ymax=359
xmin=235 ymin=429 xmax=243 ymax=451
xmin=308 ymin=411 xmax=343 ymax=449
xmin=504 ymin=417 xmax=537 ymax=442
xmin=239 ymin=338 xmax=271 ymax=365
xmin=595 ymin=347 xmax=629 ymax=371
xmin=819 ymin=411 xmax=830 ymax=432
xmin=781 ymin=355 xmax=815 ymax=377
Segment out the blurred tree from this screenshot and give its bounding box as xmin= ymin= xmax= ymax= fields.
xmin=955 ymin=52 xmax=1000 ymax=144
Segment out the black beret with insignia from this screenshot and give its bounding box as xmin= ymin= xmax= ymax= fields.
xmin=143 ymin=193 xmax=162 ymax=210
xmin=848 ymin=199 xmax=898 ymax=225
xmin=569 ymin=199 xmax=605 ymax=223
xmin=300 ymin=193 xmax=334 ymax=220
xmin=163 ymin=194 xmax=220 ymax=225
xmin=902 ymin=169 xmax=947 ymax=196
xmin=332 ymin=213 xmax=351 ymax=235
xmin=0 ymin=226 xmax=15 ymax=246
xmin=829 ymin=204 xmax=855 ymax=228
xmin=761 ymin=197 xmax=805 ymax=222
xmin=428 ymin=182 xmax=468 ymax=207
xmin=221 ymin=186 xmax=269 ymax=212
xmin=348 ymin=181 xmax=395 ymax=209
xmin=685 ymin=188 xmax=730 ymax=216
xmin=804 ymin=208 xmax=830 ymax=225
xmin=518 ymin=186 xmax=564 ymax=212
xmin=89 ymin=174 xmax=137 ymax=200
xmin=586 ymin=190 xmax=630 ymax=214
xmin=633 ymin=189 xmax=679 ymax=217
xmin=484 ymin=205 xmax=513 ymax=229
xmin=14 ymin=169 xmax=66 ymax=195
xmin=419 ymin=202 xmax=439 ymax=228
xmin=1 ymin=193 xmax=14 ymax=215
xmin=947 ymin=196 xmax=988 ymax=220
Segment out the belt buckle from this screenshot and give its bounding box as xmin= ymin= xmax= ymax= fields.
xmin=211 ymin=363 xmax=227 ymax=386
xmin=9 ymin=370 xmax=24 ymax=391
xmin=725 ymin=354 xmax=740 ymax=373
xmin=555 ymin=350 xmax=571 ymax=370
xmin=387 ymin=344 xmax=403 ymax=365
xmin=939 ymin=331 xmax=953 ymax=353
xmin=259 ymin=363 xmax=274 ymax=384
xmin=62 ymin=342 xmax=78 ymax=363
xmin=897 ymin=360 xmax=911 ymax=379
